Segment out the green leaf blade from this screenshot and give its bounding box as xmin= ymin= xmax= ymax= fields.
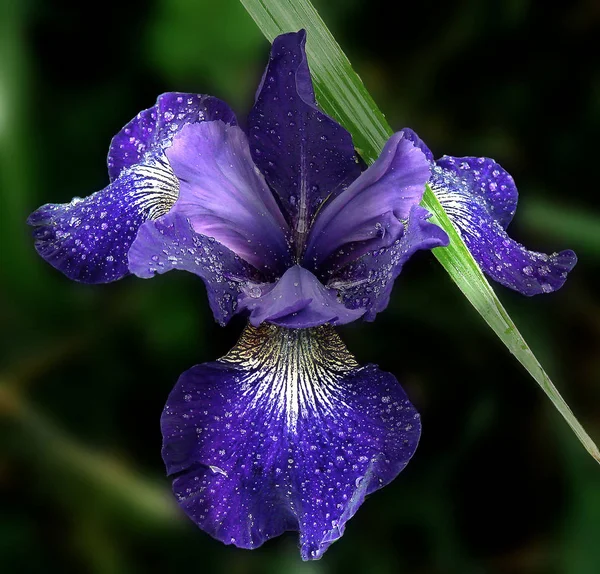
xmin=240 ymin=0 xmax=599 ymax=463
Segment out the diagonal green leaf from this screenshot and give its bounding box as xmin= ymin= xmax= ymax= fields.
xmin=240 ymin=0 xmax=600 ymax=463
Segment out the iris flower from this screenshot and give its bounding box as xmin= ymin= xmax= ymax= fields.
xmin=28 ymin=30 xmax=575 ymax=559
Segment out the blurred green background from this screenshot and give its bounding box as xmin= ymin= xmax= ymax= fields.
xmin=1 ymin=0 xmax=599 ymax=572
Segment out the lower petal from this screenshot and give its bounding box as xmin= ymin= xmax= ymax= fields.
xmin=431 ymin=165 xmax=577 ymax=295
xmin=162 ymin=324 xmax=420 ymax=560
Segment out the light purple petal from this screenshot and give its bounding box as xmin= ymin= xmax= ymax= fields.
xmin=107 ymin=93 xmax=237 ymax=182
xmin=162 ymin=324 xmax=420 ymax=560
xmin=304 ymin=131 xmax=431 ymax=268
xmin=247 ymin=30 xmax=360 ymax=254
xmin=431 ymin=163 xmax=577 ymax=295
xmin=128 ymin=213 xmax=257 ymax=325
xmin=437 ymin=155 xmax=518 ymax=229
xmin=166 ymin=121 xmax=290 ymax=273
xmin=28 ymin=156 xmax=179 ymax=283
xmin=331 ymin=206 xmax=449 ymax=320
xmin=238 ymin=265 xmax=364 ymax=328
xmin=400 ymin=127 xmax=434 ymax=162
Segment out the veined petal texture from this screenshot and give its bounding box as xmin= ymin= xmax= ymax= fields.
xmin=162 ymin=324 xmax=420 ymax=559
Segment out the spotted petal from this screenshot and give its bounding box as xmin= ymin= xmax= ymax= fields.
xmin=28 ymin=157 xmax=179 ymax=283
xmin=162 ymin=324 xmax=420 ymax=560
xmin=128 ymin=213 xmax=257 ymax=325
xmin=431 ymin=162 xmax=577 ymax=295
xmin=108 ymin=93 xmax=237 ymax=181
xmin=248 ymin=30 xmax=360 ymax=253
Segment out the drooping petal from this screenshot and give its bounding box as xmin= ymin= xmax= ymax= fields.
xmin=107 ymin=93 xmax=237 ymax=182
xmin=304 ymin=131 xmax=431 ymax=268
xmin=330 ymin=206 xmax=449 ymax=320
xmin=28 ymin=156 xmax=179 ymax=283
xmin=247 ymin=30 xmax=360 ymax=254
xmin=430 ymin=162 xmax=577 ymax=295
xmin=128 ymin=213 xmax=257 ymax=325
xmin=166 ymin=121 xmax=290 ymax=273
xmin=162 ymin=324 xmax=420 ymax=560
xmin=238 ymin=265 xmax=364 ymax=328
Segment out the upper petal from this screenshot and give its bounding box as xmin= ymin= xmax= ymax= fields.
xmin=330 ymin=205 xmax=449 ymax=320
xmin=166 ymin=121 xmax=290 ymax=273
xmin=128 ymin=213 xmax=257 ymax=325
xmin=238 ymin=265 xmax=365 ymax=328
xmin=304 ymin=131 xmax=431 ymax=269
xmin=28 ymin=156 xmax=179 ymax=283
xmin=162 ymin=324 xmax=420 ymax=560
xmin=431 ymin=163 xmax=577 ymax=295
xmin=107 ymin=93 xmax=237 ymax=182
xmin=247 ymin=30 xmax=361 ymax=254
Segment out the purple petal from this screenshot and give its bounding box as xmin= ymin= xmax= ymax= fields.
xmin=304 ymin=131 xmax=431 ymax=268
xmin=247 ymin=31 xmax=360 ymax=254
xmin=238 ymin=265 xmax=364 ymax=328
xmin=431 ymin=163 xmax=577 ymax=295
xmin=437 ymin=155 xmax=518 ymax=229
xmin=128 ymin=213 xmax=257 ymax=325
xmin=166 ymin=121 xmax=290 ymax=273
xmin=107 ymin=93 xmax=237 ymax=182
xmin=331 ymin=205 xmax=449 ymax=320
xmin=400 ymin=127 xmax=434 ymax=162
xmin=162 ymin=324 xmax=420 ymax=560
xmin=27 ymin=157 xmax=179 ymax=283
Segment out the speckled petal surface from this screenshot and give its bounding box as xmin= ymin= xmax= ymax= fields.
xmin=431 ymin=163 xmax=577 ymax=295
xmin=162 ymin=324 xmax=420 ymax=560
xmin=166 ymin=121 xmax=290 ymax=273
xmin=107 ymin=93 xmax=237 ymax=181
xmin=304 ymin=131 xmax=430 ymax=268
xmin=128 ymin=213 xmax=257 ymax=325
xmin=331 ymin=205 xmax=449 ymax=320
xmin=28 ymin=156 xmax=180 ymax=283
xmin=247 ymin=31 xmax=360 ymax=252
xmin=239 ymin=265 xmax=365 ymax=328
xmin=437 ymin=155 xmax=518 ymax=229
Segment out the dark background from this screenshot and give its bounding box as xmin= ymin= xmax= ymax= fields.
xmin=1 ymin=0 xmax=599 ymax=573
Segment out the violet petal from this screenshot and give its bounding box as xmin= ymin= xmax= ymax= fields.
xmin=162 ymin=324 xmax=420 ymax=560
xmin=304 ymin=131 xmax=431 ymax=268
xmin=28 ymin=156 xmax=179 ymax=283
xmin=331 ymin=205 xmax=449 ymax=320
xmin=166 ymin=121 xmax=290 ymax=273
xmin=108 ymin=93 xmax=236 ymax=181
xmin=128 ymin=213 xmax=257 ymax=325
xmin=247 ymin=30 xmax=360 ymax=253
xmin=239 ymin=265 xmax=364 ymax=328
xmin=431 ymin=162 xmax=577 ymax=295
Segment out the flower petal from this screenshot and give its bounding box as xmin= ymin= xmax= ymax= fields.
xmin=166 ymin=121 xmax=290 ymax=273
xmin=431 ymin=163 xmax=577 ymax=295
xmin=128 ymin=213 xmax=257 ymax=325
xmin=437 ymin=155 xmax=518 ymax=229
xmin=331 ymin=206 xmax=449 ymax=320
xmin=400 ymin=127 xmax=434 ymax=162
xmin=247 ymin=30 xmax=360 ymax=253
xmin=107 ymin=93 xmax=237 ymax=182
xmin=239 ymin=265 xmax=364 ymax=328
xmin=28 ymin=156 xmax=179 ymax=283
xmin=304 ymin=131 xmax=431 ymax=268
xmin=162 ymin=324 xmax=420 ymax=560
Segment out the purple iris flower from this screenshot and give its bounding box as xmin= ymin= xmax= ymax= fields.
xmin=402 ymin=129 xmax=577 ymax=295
xmin=26 ymin=28 xmax=575 ymax=560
